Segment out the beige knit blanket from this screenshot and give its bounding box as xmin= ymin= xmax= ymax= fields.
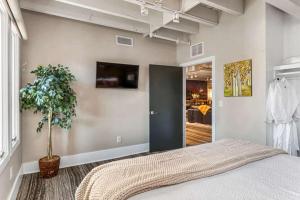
xmin=75 ymin=139 xmax=285 ymax=200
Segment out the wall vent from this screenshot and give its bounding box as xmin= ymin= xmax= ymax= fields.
xmin=190 ymin=42 xmax=204 ymax=58
xmin=116 ymin=35 xmax=133 ymax=47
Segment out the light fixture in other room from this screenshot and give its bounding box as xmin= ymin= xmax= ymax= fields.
xmin=141 ymin=2 xmax=149 ymax=16
xmin=173 ymin=12 xmax=180 ymax=23
xmin=207 ymin=89 xmax=212 ymax=101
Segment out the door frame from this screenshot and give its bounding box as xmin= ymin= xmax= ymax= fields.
xmin=180 ymin=56 xmax=216 ymax=147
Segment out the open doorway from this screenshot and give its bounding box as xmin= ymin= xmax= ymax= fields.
xmin=185 ymin=62 xmax=212 ymax=146
xmin=181 ymin=56 xmax=216 ymax=147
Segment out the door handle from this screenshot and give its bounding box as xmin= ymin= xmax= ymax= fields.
xmin=150 ymin=110 xmax=159 ymax=115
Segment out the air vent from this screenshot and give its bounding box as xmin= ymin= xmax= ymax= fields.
xmin=190 ymin=42 xmax=204 ymax=58
xmin=116 ymin=35 xmax=133 ymax=47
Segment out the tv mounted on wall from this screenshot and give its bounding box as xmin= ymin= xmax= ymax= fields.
xmin=96 ymin=62 xmax=139 ymax=89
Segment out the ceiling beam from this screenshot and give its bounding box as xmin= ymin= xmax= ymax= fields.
xmin=152 ymin=28 xmax=190 ymax=45
xmin=124 ymin=0 xmax=218 ymax=26
xmin=20 ymin=0 xmax=150 ymax=34
xmin=181 ymin=0 xmax=200 ymax=12
xmin=22 ymin=0 xmax=226 ymax=44
xmin=182 ymin=0 xmax=244 ymax=15
xmin=57 ymin=0 xmax=202 ymax=35
xmin=183 ymin=4 xmax=218 ymax=25
xmin=55 ymin=0 xmax=163 ymax=26
xmin=266 ymin=0 xmax=300 ymax=20
xmin=20 ymin=0 xmax=192 ymax=44
xmin=124 ymin=0 xmax=217 ymax=38
xmin=164 ymin=19 xmax=199 ymax=34
xmin=146 ymin=0 xmax=181 ymax=11
xmin=144 ymin=13 xmax=203 ymax=38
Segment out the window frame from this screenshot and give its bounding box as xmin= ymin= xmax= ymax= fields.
xmin=0 ymin=0 xmax=21 ymax=174
xmin=0 ymin=3 xmax=3 ymax=160
xmin=0 ymin=1 xmax=10 ymax=174
xmin=9 ymin=23 xmax=20 ymax=154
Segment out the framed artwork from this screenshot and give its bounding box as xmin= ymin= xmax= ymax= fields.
xmin=224 ymin=59 xmax=252 ymax=97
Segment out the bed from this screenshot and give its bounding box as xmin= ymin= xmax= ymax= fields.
xmin=75 ymin=139 xmax=300 ymax=200
xmin=130 ymin=154 xmax=300 ymax=200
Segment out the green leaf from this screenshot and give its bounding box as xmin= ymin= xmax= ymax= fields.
xmin=20 ymin=64 xmax=77 ymax=132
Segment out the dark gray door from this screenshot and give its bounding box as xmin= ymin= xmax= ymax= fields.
xmin=149 ymin=65 xmax=183 ymax=152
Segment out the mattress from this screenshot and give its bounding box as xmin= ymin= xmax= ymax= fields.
xmin=76 ymin=140 xmax=284 ymax=200
xmin=130 ymin=154 xmax=300 ymax=200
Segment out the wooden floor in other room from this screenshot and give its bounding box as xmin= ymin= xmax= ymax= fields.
xmin=17 ymin=153 xmax=150 ymax=200
xmin=186 ymin=122 xmax=212 ymax=145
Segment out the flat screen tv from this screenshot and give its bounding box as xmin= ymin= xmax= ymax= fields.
xmin=96 ymin=62 xmax=139 ymax=89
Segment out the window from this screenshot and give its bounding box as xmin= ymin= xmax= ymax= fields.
xmin=0 ymin=1 xmax=10 ymax=171
xmin=0 ymin=9 xmax=3 ymax=159
xmin=10 ymin=24 xmax=20 ymax=150
xmin=0 ymin=1 xmax=21 ymax=173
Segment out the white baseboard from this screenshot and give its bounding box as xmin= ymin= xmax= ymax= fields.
xmin=22 ymin=143 xmax=149 ymax=174
xmin=22 ymin=161 xmax=38 ymax=175
xmin=8 ymin=166 xmax=23 ymax=200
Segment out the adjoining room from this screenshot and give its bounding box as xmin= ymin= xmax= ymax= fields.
xmin=185 ymin=62 xmax=212 ymax=146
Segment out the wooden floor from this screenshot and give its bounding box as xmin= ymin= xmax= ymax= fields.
xmin=17 ymin=127 xmax=211 ymax=199
xmin=186 ymin=122 xmax=212 ymax=145
xmin=17 ymin=153 xmax=149 ymax=200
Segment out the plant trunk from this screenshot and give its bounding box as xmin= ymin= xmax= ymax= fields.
xmin=47 ymin=110 xmax=53 ymax=159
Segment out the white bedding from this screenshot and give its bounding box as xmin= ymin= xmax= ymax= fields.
xmin=130 ymin=154 xmax=300 ymax=200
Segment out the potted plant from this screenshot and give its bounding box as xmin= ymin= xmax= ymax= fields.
xmin=20 ymin=64 xmax=77 ymax=178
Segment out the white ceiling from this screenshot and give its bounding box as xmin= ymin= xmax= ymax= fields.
xmin=266 ymin=0 xmax=300 ymax=20
xmin=20 ymin=0 xmax=244 ymax=44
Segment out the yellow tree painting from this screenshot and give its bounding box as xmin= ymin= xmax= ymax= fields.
xmin=224 ymin=59 xmax=252 ymax=97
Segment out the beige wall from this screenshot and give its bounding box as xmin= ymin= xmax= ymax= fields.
xmin=177 ymin=0 xmax=267 ymax=144
xmin=21 ymin=0 xmax=269 ymax=163
xmin=21 ymin=11 xmax=177 ymax=162
xmin=0 ymin=147 xmax=22 ymax=200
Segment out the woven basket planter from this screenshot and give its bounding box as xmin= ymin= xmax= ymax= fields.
xmin=39 ymin=155 xmax=60 ymax=178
